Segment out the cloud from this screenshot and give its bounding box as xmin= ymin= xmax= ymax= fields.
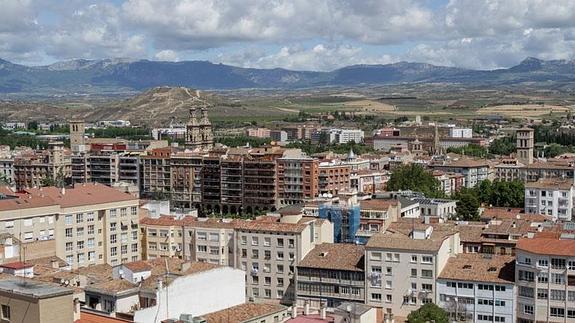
xmin=155 ymin=49 xmax=179 ymax=61
xmin=2 ymin=0 xmax=575 ymax=70
xmin=216 ymin=44 xmax=397 ymax=71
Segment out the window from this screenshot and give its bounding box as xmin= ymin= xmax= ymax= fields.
xmin=421 ymin=269 xmax=433 ymax=278
xmin=197 ymin=232 xmax=207 ymax=240
xmin=77 ymin=241 xmax=84 ymax=250
xmin=421 ymin=284 xmax=432 ymax=291
xmin=385 ymin=295 xmax=392 ymax=303
xmin=569 ymin=261 xmax=575 ymax=270
xmin=252 ymin=250 xmax=259 ymax=259
xmin=386 ymin=267 xmax=392 ymax=275
xmin=371 ymin=293 xmax=382 ymax=301
xmin=197 ymin=245 xmax=207 ymax=252
xmin=393 ymin=253 xmax=400 ymax=262
xmin=550 ymin=289 xmax=565 ymax=301
xmin=23 ymin=219 xmax=32 ymax=226
xmin=87 ymin=212 xmax=94 ymax=222
xmin=131 ymin=244 xmax=138 ymax=253
xmin=76 ymin=213 xmax=83 ymax=223
xmin=411 ymin=255 xmax=417 ymax=263
xmin=288 ymin=239 xmax=295 ymax=248
xmin=421 ymin=256 xmax=433 ymax=264
xmin=410 ymin=268 xmax=417 ymax=277
xmin=109 ymin=209 xmax=117 ymax=218
xmin=385 ymin=280 xmax=392 ymax=289
xmin=277 ymin=238 xmax=284 ymax=247
xmin=87 ymin=238 xmax=94 ymax=248
xmin=121 ymin=245 xmax=128 ymax=255
xmin=66 ymin=242 xmax=73 ymax=252
xmin=370 ymin=252 xmax=382 ymax=261
xmin=519 ymin=270 xmax=535 ymax=282
xmin=264 ymin=277 xmax=271 ymax=285
xmin=264 ymin=250 xmax=271 ymax=260
xmin=131 ymin=206 xmax=137 ymax=216
xmin=523 ymin=304 xmax=534 ymax=315
xmin=66 ymin=255 xmax=73 ymax=265
xmin=385 ymin=253 xmax=392 ymax=261
xmin=551 ymin=258 xmax=566 ymax=269
xmin=519 ymin=286 xmax=534 ymax=298
xmin=110 ymin=222 xmax=117 ymax=232
xmin=538 ymin=259 xmax=548 ymax=268
xmin=1 ymin=304 xmax=10 ymax=320
xmin=289 ymin=252 xmax=294 ymax=261
xmin=251 ymin=237 xmax=259 ymax=246
xmin=538 ymin=272 xmax=548 ymax=283
xmin=264 ymin=237 xmax=271 ymax=246
xmin=88 ymin=251 xmax=95 ymax=261
xmin=110 ymin=247 xmax=117 ymax=256
xmin=209 ymin=246 xmax=218 ymax=255
xmin=552 ymin=273 xmax=565 ymax=285
xmin=110 ymin=234 xmax=117 ymax=244
xmin=131 ymin=231 xmax=137 ymax=241
xmin=458 ymin=282 xmax=474 ymax=289
xmin=277 ymin=265 xmax=284 ymax=273
xmin=209 ymin=233 xmax=219 ymax=242
xmin=87 ymin=225 xmax=94 ymax=235
xmin=65 ymin=228 xmax=73 ymax=238
xmin=277 ymin=277 xmax=284 ymax=287
xmin=537 ymin=289 xmax=548 ymax=299
xmin=77 ymin=253 xmax=85 ymax=264
xmin=264 ymin=289 xmax=271 ymax=298
xmin=4 ymin=221 xmax=13 ymax=229
xmin=551 ymin=307 xmax=565 ymax=318
xmin=65 ymin=214 xmax=73 ymax=225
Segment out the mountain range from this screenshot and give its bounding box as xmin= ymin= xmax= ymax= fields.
xmin=2 ymin=57 xmax=575 ymax=95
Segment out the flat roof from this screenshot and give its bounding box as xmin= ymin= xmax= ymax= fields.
xmin=0 ymin=279 xmax=73 ymax=299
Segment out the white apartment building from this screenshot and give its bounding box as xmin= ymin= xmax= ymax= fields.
xmin=235 ymin=215 xmax=333 ymax=304
xmin=364 ymin=222 xmax=461 ymax=318
xmin=336 ymin=129 xmax=365 ymax=144
xmin=437 ymin=253 xmax=516 ymax=323
xmin=449 ymin=128 xmax=473 ymax=138
xmin=516 ymin=237 xmax=575 ymax=323
xmin=524 ymin=178 xmax=574 ymax=221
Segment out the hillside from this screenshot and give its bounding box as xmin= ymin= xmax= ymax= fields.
xmin=2 ymin=57 xmax=575 ymax=96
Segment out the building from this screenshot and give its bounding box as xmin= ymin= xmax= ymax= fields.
xmin=318 ymin=202 xmax=360 ymax=243
xmin=201 ymin=303 xmax=290 ymax=323
xmin=525 ymin=178 xmax=574 ymax=221
xmin=296 ymin=243 xmax=365 ymax=309
xmin=270 ymin=130 xmax=289 ymax=142
xmin=246 ymin=127 xmax=272 ymax=138
xmin=429 ymin=158 xmax=490 ymax=188
xmin=19 ymin=183 xmax=141 ymax=269
xmin=318 ymin=161 xmax=351 ymax=196
xmin=69 ymin=119 xmax=86 ymax=153
xmin=235 ymin=215 xmax=333 ymax=304
xmin=185 ymin=105 xmax=213 ymax=150
xmin=436 ymin=253 xmax=516 ymax=323
xmin=515 ymin=236 xmax=575 ymax=322
xmin=364 ymin=221 xmax=461 ymax=317
xmin=411 ymin=197 xmax=457 ymax=220
xmin=0 ymin=279 xmax=74 ymax=323
xmin=71 ymin=152 xmax=141 ymax=188
xmin=13 ymin=144 xmax=71 ymax=190
xmin=449 ymin=128 xmax=473 ymax=138
xmin=516 ymin=127 xmax=534 ymax=165
xmin=141 ymin=147 xmax=174 ymax=198
xmin=276 ymin=152 xmax=319 ymax=206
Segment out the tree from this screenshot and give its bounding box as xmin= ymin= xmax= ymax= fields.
xmin=489 ymin=137 xmax=516 ymax=156
xmin=387 ymin=164 xmax=444 ymax=198
xmin=407 ymin=303 xmax=449 ymax=323
xmin=447 ymin=144 xmax=487 ymax=157
xmin=475 ymin=179 xmax=524 ymax=208
xmin=454 ymin=188 xmax=480 ymax=221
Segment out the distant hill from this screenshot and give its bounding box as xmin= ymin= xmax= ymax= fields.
xmin=2 ymin=57 xmax=575 ymax=95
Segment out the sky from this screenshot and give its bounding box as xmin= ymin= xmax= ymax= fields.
xmin=2 ymin=0 xmax=575 ymax=71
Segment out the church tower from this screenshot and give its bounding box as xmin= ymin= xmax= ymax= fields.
xmin=69 ymin=119 xmax=86 ymax=153
xmin=185 ymin=104 xmax=213 ymax=150
xmin=516 ymin=127 xmax=534 ymax=165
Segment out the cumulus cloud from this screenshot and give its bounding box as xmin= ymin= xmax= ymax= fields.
xmin=217 ymin=44 xmax=397 ymax=71
xmin=2 ymin=0 xmax=575 ymax=70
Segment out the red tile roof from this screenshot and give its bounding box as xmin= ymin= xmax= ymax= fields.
xmin=26 ymin=183 xmax=137 ymax=208
xmin=0 ymin=261 xmax=33 ymax=270
xmin=517 ymin=237 xmax=575 ymax=256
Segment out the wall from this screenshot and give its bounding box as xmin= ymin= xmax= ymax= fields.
xmin=133 ymin=267 xmax=245 ymax=323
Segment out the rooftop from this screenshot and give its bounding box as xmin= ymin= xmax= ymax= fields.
xmin=0 ymin=261 xmax=34 ymax=270
xmin=26 ymin=183 xmax=137 ymax=208
xmin=0 ymin=279 xmax=73 ymax=299
xmin=359 ymin=199 xmax=399 ymax=211
xmin=298 ymin=243 xmax=364 ymax=272
xmin=517 ymin=237 xmax=575 ymax=257
xmin=201 ymin=303 xmax=287 ymax=323
xmin=366 ymin=221 xmax=459 ymax=252
xmin=438 ymin=254 xmax=515 ymax=284
xmin=525 ymin=178 xmax=574 ymax=190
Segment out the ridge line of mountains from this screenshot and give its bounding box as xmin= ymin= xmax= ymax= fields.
xmin=1 ymin=57 xmax=575 ymax=95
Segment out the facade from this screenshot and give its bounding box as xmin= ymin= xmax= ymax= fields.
xmin=318 ymin=161 xmax=351 ymax=196
xmin=185 ymin=106 xmax=213 ymax=150
xmin=296 ymin=243 xmax=365 ymax=309
xmin=524 ymin=178 xmax=574 ymax=221
xmin=516 ymin=127 xmax=534 ymax=165
xmin=235 ymin=216 xmax=333 ymax=304
xmin=276 ymin=154 xmax=319 ymax=206
xmin=364 ymin=222 xmax=461 ymax=318
xmin=0 ymin=279 xmax=74 ymax=323
xmin=436 ymin=253 xmax=516 ymax=323
xmin=515 ymin=236 xmax=575 ymax=323
xmin=141 ymin=147 xmax=174 ymax=197
xmin=17 ymin=184 xmax=141 ymax=269
xmin=13 ymin=144 xmax=71 ymax=190
xmin=429 ymin=158 xmax=490 ymax=188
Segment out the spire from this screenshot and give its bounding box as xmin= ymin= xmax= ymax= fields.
xmin=188 ymin=107 xmax=198 ymax=125
xmin=347 ymin=148 xmax=356 ymax=161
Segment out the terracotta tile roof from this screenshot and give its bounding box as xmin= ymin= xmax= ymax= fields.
xmin=76 ymin=310 xmax=133 ymax=323
xmin=438 ymin=254 xmax=515 ymax=284
xmin=525 ymin=178 xmax=574 ymax=190
xmin=236 ymin=217 xmax=307 ymax=233
xmin=201 ymin=303 xmax=287 ymax=323
xmin=140 ymin=215 xmax=239 ymax=229
xmin=85 ymin=279 xmax=138 ymax=295
xmin=366 ymin=222 xmax=458 ymax=252
xmin=481 ymin=207 xmax=550 ymax=222
xmin=516 ymin=237 xmax=575 ymax=256
xmin=0 ymin=193 xmax=58 ymax=211
xmin=123 ymin=261 xmax=152 ymax=273
xmin=26 ymin=183 xmax=137 ymax=208
xmin=432 ymin=158 xmax=489 ymax=168
xmin=359 ymin=199 xmax=399 ymax=210
xmin=76 ymin=264 xmax=113 ymax=283
xmin=0 ymin=261 xmax=33 ymax=270
xmin=140 ymin=261 xmax=221 ymax=290
xmin=298 ymin=243 xmax=364 ymax=272
xmin=0 ymin=186 xmax=16 ymax=196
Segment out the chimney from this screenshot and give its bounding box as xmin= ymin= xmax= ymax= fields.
xmin=180 ymin=262 xmax=191 ymax=272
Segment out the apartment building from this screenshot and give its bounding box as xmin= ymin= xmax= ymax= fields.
xmin=235 ymin=215 xmax=333 ymax=304
xmin=141 ymin=147 xmax=174 ymax=197
xmin=318 ymin=161 xmax=351 ymax=196
xmin=437 ymin=253 xmax=516 ymax=323
xmin=429 ymin=158 xmax=490 ymax=188
xmin=364 ymin=221 xmax=461 ymax=318
xmin=276 ymin=153 xmax=319 ymax=206
xmin=170 ymin=152 xmax=204 ymax=210
xmin=357 ymin=199 xmax=401 ymax=239
xmin=22 ymin=183 xmax=141 ymax=269
xmin=71 ymin=152 xmax=141 ymax=188
xmin=140 ymin=215 xmax=238 ymax=266
xmin=13 ymin=144 xmax=71 ymax=190
xmin=525 ymin=178 xmax=574 ymax=221
xmin=0 ymin=279 xmax=74 ymax=323
xmin=515 ymin=236 xmax=575 ymax=323
xmin=296 ymin=243 xmax=365 ymax=309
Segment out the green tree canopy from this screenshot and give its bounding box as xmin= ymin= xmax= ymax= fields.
xmin=454 ymin=187 xmax=480 ymax=221
xmin=489 ymin=137 xmax=516 ymax=156
xmin=387 ymin=164 xmax=444 ymax=198
xmin=407 ymin=303 xmax=449 ymax=323
xmin=475 ymin=179 xmax=524 ymax=208
xmin=447 ymin=144 xmax=487 ymax=157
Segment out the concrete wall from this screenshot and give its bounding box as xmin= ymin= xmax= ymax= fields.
xmin=133 ymin=267 xmax=245 ymax=323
